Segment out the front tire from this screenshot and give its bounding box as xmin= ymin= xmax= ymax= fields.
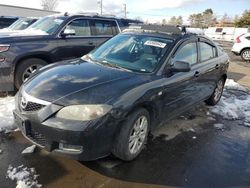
xmin=205 ymin=78 xmax=225 ymax=106
xmin=112 ymin=108 xmax=150 ymax=161
xmin=15 ymin=58 xmax=47 ymax=89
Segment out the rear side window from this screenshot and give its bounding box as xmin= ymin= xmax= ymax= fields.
xmin=200 ymin=42 xmax=216 ymax=61
xmin=66 ymin=19 xmax=91 ymax=36
xmin=93 ymin=20 xmax=117 ymax=36
xmin=246 ymin=36 xmax=250 ymax=41
xmin=173 ymin=42 xmax=198 ymax=65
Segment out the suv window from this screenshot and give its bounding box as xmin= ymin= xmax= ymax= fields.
xmin=93 ymin=20 xmax=117 ymax=35
xmin=246 ymin=36 xmax=250 ymax=40
xmin=173 ymin=42 xmax=198 ymax=65
xmin=200 ymin=42 xmax=216 ymax=61
xmin=66 ymin=19 xmax=91 ymax=36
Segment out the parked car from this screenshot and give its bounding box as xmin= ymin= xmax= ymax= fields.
xmin=232 ymin=33 xmax=250 ymax=61
xmin=0 ymin=17 xmax=38 ymax=34
xmin=0 ymin=16 xmax=19 ymax=29
xmin=0 ymin=13 xmax=143 ymax=92
xmin=13 ymin=25 xmax=229 ymax=161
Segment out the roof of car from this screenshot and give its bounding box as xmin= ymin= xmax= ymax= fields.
xmin=50 ymin=12 xmax=142 ymax=23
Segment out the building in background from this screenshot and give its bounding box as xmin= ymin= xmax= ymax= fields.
xmin=0 ymin=4 xmax=60 ymax=17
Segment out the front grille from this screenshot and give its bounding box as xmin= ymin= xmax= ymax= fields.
xmin=26 ymin=127 xmax=47 ymax=147
xmin=22 ymin=102 xmax=45 ymax=112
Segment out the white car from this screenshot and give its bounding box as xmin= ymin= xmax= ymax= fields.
xmin=232 ymin=33 xmax=250 ymax=61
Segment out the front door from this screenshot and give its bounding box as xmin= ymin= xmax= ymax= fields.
xmin=161 ymin=40 xmax=201 ymax=120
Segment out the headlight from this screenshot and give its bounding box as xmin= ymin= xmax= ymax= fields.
xmin=0 ymin=44 xmax=10 ymax=52
xmin=56 ymin=104 xmax=112 ymax=121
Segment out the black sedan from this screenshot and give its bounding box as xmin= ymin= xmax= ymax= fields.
xmin=13 ymin=26 xmax=229 ymax=161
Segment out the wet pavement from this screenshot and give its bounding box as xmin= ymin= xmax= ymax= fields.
xmin=1 ymin=104 xmax=250 ymax=188
xmin=1 ymin=43 xmax=250 ymax=188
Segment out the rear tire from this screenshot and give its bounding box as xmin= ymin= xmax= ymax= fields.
xmin=241 ymin=49 xmax=250 ymax=61
xmin=15 ymin=58 xmax=47 ymax=89
xmin=112 ymin=108 xmax=150 ymax=161
xmin=205 ymin=77 xmax=225 ymax=106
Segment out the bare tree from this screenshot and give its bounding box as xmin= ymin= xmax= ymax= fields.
xmin=41 ymin=0 xmax=58 ymax=11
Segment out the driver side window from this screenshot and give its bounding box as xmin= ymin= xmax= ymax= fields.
xmin=173 ymin=42 xmax=198 ymax=65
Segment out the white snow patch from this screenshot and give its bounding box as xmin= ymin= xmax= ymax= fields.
xmin=6 ymin=165 xmax=42 ymax=188
xmin=207 ymin=117 xmax=216 ymax=121
xmin=0 ymin=96 xmax=16 ymax=132
xmin=21 ymin=145 xmax=36 ymax=154
xmin=210 ymin=79 xmax=250 ymax=122
xmin=214 ymin=123 xmax=225 ymax=130
xmin=224 ymin=79 xmax=248 ymax=92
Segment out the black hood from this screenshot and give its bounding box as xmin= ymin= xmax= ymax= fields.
xmin=23 ymin=59 xmax=147 ymax=106
xmin=0 ymin=30 xmax=50 ymax=42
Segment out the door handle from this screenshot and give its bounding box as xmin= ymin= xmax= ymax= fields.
xmin=194 ymin=71 xmax=200 ymax=77
xmin=215 ymin=64 xmax=219 ymax=69
xmin=88 ymin=42 xmax=94 ymax=45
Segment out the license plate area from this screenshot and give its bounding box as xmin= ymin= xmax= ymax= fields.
xmin=13 ymin=111 xmax=30 ymax=135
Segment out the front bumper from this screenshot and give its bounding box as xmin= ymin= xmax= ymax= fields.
xmin=0 ymin=64 xmax=14 ymax=92
xmin=13 ymin=93 xmax=120 ymax=161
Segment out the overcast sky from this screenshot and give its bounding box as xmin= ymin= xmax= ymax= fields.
xmin=0 ymin=0 xmax=249 ymax=23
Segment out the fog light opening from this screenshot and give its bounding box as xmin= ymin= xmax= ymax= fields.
xmin=59 ymin=143 xmax=83 ymax=153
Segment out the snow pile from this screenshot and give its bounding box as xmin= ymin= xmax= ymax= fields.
xmin=22 ymin=145 xmax=36 ymax=154
xmin=6 ymin=165 xmax=41 ymax=188
xmin=210 ymin=79 xmax=250 ymax=123
xmin=0 ymin=96 xmax=16 ymax=132
xmin=224 ymin=79 xmax=248 ymax=92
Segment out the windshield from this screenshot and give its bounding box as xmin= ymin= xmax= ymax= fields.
xmin=27 ymin=16 xmax=65 ymax=34
xmin=87 ymin=34 xmax=173 ymax=73
xmin=9 ymin=18 xmax=36 ymax=30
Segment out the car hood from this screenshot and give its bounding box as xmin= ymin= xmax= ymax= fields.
xmin=23 ymin=59 xmax=144 ymax=106
xmin=0 ymin=29 xmax=49 ymax=41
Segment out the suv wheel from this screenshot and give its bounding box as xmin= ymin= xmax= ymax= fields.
xmin=241 ymin=49 xmax=250 ymax=61
xmin=112 ymin=108 xmax=150 ymax=161
xmin=205 ymin=78 xmax=225 ymax=106
xmin=15 ymin=58 xmax=47 ymax=89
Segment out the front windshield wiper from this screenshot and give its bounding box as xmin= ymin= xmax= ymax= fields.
xmin=100 ymin=60 xmax=132 ymax=72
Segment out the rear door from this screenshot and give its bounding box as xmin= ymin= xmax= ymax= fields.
xmin=55 ymin=18 xmax=95 ymax=60
xmin=195 ymin=39 xmax=221 ymax=99
xmin=90 ymin=19 xmax=119 ymax=46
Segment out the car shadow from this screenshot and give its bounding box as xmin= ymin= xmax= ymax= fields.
xmin=81 ymin=130 xmax=210 ymax=187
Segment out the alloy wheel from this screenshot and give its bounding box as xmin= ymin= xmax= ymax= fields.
xmin=128 ymin=115 xmax=148 ymax=154
xmin=242 ymin=50 xmax=250 ymax=61
xmin=214 ymin=80 xmax=224 ymax=102
xmin=22 ymin=64 xmax=43 ymax=82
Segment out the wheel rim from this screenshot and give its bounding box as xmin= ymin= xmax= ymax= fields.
xmin=242 ymin=50 xmax=250 ymax=60
xmin=129 ymin=115 xmax=148 ymax=154
xmin=214 ymin=80 xmax=224 ymax=102
xmin=22 ymin=64 xmax=43 ymax=82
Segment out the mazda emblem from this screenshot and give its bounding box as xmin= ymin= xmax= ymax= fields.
xmin=21 ymin=96 xmax=28 ymax=109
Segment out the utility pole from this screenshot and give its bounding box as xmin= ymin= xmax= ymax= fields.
xmin=123 ymin=3 xmax=127 ymax=18
xmin=98 ymin=0 xmax=103 ymax=15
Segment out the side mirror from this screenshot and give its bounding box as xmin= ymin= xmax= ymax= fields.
xmin=61 ymin=28 xmax=76 ymax=37
xmin=170 ymin=61 xmax=191 ymax=72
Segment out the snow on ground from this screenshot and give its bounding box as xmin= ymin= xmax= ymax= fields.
xmin=22 ymin=145 xmax=36 ymax=154
xmin=6 ymin=165 xmax=42 ymax=188
xmin=210 ymin=79 xmax=250 ymax=124
xmin=214 ymin=123 xmax=225 ymax=130
xmin=0 ymin=96 xmax=16 ymax=132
